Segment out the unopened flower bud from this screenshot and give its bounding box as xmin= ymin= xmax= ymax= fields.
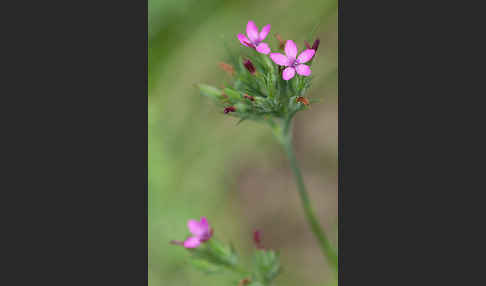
xmin=312 ymin=38 xmax=320 ymax=52
xmin=253 ymin=229 xmax=264 ymax=249
xmin=224 ymin=106 xmax=236 ymax=114
xmin=243 ymin=59 xmax=256 ymax=74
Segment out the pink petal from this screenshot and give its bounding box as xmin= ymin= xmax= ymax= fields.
xmin=187 ymin=219 xmax=206 ymax=237
xmin=183 ymin=237 xmax=201 ymax=248
xmin=297 ymin=49 xmax=315 ymax=64
xmin=199 ymin=217 xmax=209 ymax=228
xmin=259 ymin=24 xmax=271 ymax=41
xmin=285 ymin=40 xmax=298 ymax=59
xmin=256 ymin=42 xmax=270 ymax=54
xmin=282 ymin=67 xmax=296 ymax=80
xmin=246 ymin=21 xmax=259 ymax=42
xmin=238 ymin=33 xmax=250 ymax=47
xmin=295 ymin=64 xmax=311 ymax=76
xmin=270 ymin=53 xmax=290 ymax=66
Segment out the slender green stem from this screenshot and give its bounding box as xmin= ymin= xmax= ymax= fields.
xmin=278 ymin=119 xmax=338 ymax=273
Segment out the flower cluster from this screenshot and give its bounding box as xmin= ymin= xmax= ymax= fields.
xmin=198 ymin=20 xmax=320 ymax=126
xmin=171 ymin=217 xmax=281 ymax=285
xmin=238 ymin=20 xmax=316 ymax=80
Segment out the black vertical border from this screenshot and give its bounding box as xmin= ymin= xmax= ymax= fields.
xmin=338 ymin=0 xmax=428 ymax=283
xmin=7 ymin=0 xmax=147 ymax=284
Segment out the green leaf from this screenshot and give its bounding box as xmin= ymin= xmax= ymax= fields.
xmin=252 ymin=249 xmax=281 ymax=284
xmin=198 ymin=84 xmax=223 ymax=100
xmin=190 ymin=239 xmax=238 ymax=269
xmin=189 ymin=259 xmax=221 ymax=274
xmin=224 ymin=88 xmax=243 ymax=102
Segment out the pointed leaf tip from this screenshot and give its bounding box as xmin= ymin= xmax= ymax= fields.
xmin=198 ymin=84 xmax=223 ymax=100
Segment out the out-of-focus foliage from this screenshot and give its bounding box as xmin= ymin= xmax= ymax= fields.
xmin=149 ymin=0 xmax=337 ymax=285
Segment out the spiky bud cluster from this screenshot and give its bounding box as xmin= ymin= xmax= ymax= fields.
xmin=198 ymin=44 xmax=316 ymax=126
xmin=198 ymin=21 xmax=320 ymax=128
xmin=171 ymin=219 xmax=280 ymax=285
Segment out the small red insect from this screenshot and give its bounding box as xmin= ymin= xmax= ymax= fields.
xmin=243 ymin=94 xmax=255 ymax=101
xmin=296 ymin=96 xmax=310 ymax=106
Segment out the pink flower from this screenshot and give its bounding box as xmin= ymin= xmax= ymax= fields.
xmin=237 ymin=21 xmax=271 ymax=54
xmin=183 ymin=217 xmax=213 ymax=248
xmin=269 ymin=40 xmax=315 ymax=80
xmin=171 ymin=217 xmax=213 ymax=249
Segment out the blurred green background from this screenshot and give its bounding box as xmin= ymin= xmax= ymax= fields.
xmin=148 ymin=0 xmax=337 ymax=285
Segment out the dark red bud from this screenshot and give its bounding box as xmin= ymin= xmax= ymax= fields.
xmin=243 ymin=59 xmax=256 ymax=74
xmin=224 ymin=106 xmax=236 ymax=114
xmin=253 ymin=230 xmax=264 ymax=249
xmin=312 ymin=38 xmax=320 ymax=51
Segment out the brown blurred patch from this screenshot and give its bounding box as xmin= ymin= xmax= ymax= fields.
xmin=218 ymin=62 xmax=235 ymax=76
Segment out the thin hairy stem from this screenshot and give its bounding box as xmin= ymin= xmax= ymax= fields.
xmin=278 ymin=119 xmax=338 ymax=273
